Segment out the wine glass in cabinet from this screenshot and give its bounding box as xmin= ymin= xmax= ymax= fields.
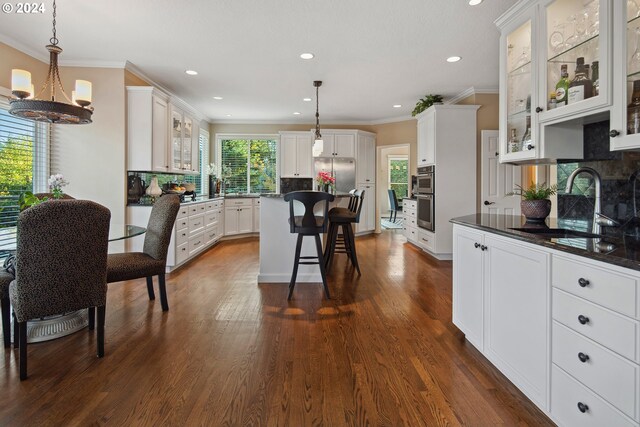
xmin=610 ymin=0 xmax=640 ymax=150
xmin=499 ymin=8 xmax=538 ymax=163
xmin=538 ymin=0 xmax=611 ymax=123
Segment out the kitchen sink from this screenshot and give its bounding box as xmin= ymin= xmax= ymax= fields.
xmin=509 ymin=228 xmax=604 ymax=239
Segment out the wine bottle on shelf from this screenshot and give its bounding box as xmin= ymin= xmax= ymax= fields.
xmin=592 ymin=60 xmax=599 ymax=96
xmin=568 ymin=57 xmax=593 ymax=104
xmin=508 ymin=128 xmax=520 ymax=153
xmin=521 ymin=116 xmax=533 ymax=151
xmin=555 ymin=64 xmax=570 ymax=106
xmin=627 ymin=80 xmax=640 ymax=135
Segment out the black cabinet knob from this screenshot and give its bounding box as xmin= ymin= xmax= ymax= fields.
xmin=577 ymin=402 xmax=589 ymax=413
xmin=474 ymin=242 xmax=480 ymax=248
xmin=609 ymin=129 xmax=620 ymax=138
xmin=480 ymin=245 xmax=488 ymax=251
xmin=578 ymin=315 xmax=590 ymax=325
xmin=525 ymin=143 xmax=535 ymax=150
xmin=484 ymin=201 xmax=495 ymax=206
xmin=535 ymin=107 xmax=543 ymax=113
xmin=578 ymin=352 xmax=590 ymax=363
xmin=578 ymin=278 xmax=590 ymax=287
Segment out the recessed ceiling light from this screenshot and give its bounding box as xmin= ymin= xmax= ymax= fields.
xmin=303 ymin=98 xmax=312 ymax=102
xmin=300 ymin=53 xmax=314 ymax=60
xmin=226 ymin=114 xmax=232 ymax=117
xmin=293 ymin=112 xmax=301 ymax=115
xmin=185 ymin=70 xmax=198 ymax=75
xmin=468 ymin=0 xmax=483 ymax=5
xmin=213 ymin=96 xmax=223 ymax=100
xmin=393 ymin=104 xmax=402 ymax=108
xmin=446 ymin=56 xmax=462 ymax=63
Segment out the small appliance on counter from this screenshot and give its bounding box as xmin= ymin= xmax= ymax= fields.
xmin=127 ymin=174 xmax=146 ymax=204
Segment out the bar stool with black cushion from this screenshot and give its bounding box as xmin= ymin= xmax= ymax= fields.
xmin=324 ymin=190 xmax=365 ymax=275
xmin=106 ymin=194 xmax=180 ymax=311
xmin=284 ymin=190 xmax=335 ymax=300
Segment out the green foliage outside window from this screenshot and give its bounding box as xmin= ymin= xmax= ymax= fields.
xmin=220 ymin=139 xmax=277 ymax=194
xmin=389 ymin=159 xmax=408 ymax=201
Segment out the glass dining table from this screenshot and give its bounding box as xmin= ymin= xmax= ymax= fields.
xmin=6 ymin=223 xmax=147 ymax=343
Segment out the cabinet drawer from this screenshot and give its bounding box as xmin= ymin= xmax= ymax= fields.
xmin=551 ymin=364 xmax=636 ymax=427
xmin=404 ymin=200 xmax=416 ymax=210
xmin=405 ymin=215 xmax=417 ymax=229
xmin=405 ymin=226 xmax=418 ymax=244
xmin=553 ymin=288 xmax=640 ymax=363
xmin=204 ymin=211 xmax=218 ymax=227
xmin=189 ymin=203 xmax=206 ymax=215
xmin=176 ymin=216 xmax=189 ymax=231
xmin=418 ymin=229 xmax=434 ymax=252
xmin=404 ymin=207 xmax=416 ymax=218
xmin=188 ymin=213 xmax=205 ymax=234
xmin=176 ymin=242 xmax=189 ymax=265
xmin=552 ymin=322 xmax=639 ymax=420
xmin=226 ymin=198 xmax=252 ymax=207
xmin=189 ymin=232 xmax=205 ymax=255
xmin=552 ymin=255 xmax=639 ymax=318
xmin=205 ymin=224 xmax=219 ymax=245
xmin=177 ymin=206 xmax=189 ymax=219
xmin=205 ymin=202 xmax=216 ymax=211
xmin=176 ymin=227 xmax=189 ymax=247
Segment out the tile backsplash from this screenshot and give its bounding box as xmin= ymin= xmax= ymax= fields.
xmin=557 ymin=121 xmax=640 ymax=237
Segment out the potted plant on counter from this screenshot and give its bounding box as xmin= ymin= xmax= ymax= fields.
xmin=411 ymin=94 xmax=444 ymax=116
xmin=510 ymin=182 xmax=558 ymax=223
xmin=316 ymin=171 xmax=336 ymax=193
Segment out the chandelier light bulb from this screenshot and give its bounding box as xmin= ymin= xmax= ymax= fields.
xmin=11 ymin=69 xmax=31 ymax=99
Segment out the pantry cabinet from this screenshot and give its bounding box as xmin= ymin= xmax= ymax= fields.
xmin=356 ymin=133 xmax=376 ymax=184
xmin=496 ymin=0 xmax=612 ymax=163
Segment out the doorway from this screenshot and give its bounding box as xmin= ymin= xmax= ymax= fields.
xmin=377 ymin=144 xmax=410 ymax=231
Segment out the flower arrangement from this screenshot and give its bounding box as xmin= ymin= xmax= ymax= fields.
xmin=48 ymin=173 xmax=69 ymax=199
xmin=206 ymin=163 xmax=218 ymax=177
xmin=316 ymin=171 xmax=336 ymax=190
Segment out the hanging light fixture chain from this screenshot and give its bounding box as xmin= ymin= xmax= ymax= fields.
xmin=50 ymin=0 xmax=58 ymax=46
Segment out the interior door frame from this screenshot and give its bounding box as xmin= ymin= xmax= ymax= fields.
xmin=375 ymin=143 xmax=411 ymax=234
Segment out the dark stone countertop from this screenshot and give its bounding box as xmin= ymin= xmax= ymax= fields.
xmin=451 ymin=214 xmax=640 ymax=272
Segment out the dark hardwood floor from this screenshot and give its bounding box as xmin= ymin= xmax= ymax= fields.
xmin=0 ymin=231 xmax=554 ymax=426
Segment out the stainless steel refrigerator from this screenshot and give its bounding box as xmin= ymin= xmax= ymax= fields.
xmin=314 ymin=157 xmax=356 ymax=195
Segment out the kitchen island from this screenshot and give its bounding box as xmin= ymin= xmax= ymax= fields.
xmin=258 ymin=193 xmax=349 ymax=283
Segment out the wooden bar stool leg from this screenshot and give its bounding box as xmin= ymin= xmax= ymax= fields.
xmin=288 ymin=234 xmax=304 ymax=300
xmin=314 ymin=234 xmax=331 ymax=299
xmin=347 ymin=225 xmax=361 ymax=276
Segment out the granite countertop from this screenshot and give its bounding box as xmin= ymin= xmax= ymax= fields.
xmin=261 ymin=193 xmax=352 ymax=198
xmin=224 ymin=194 xmax=260 ymax=199
xmin=451 ymin=214 xmax=640 ymax=272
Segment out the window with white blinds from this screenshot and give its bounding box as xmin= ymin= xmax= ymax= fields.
xmin=218 ymin=137 xmax=277 ymax=194
xmin=0 ymin=92 xmax=49 ymax=256
xmin=199 ymin=128 xmax=210 ymax=195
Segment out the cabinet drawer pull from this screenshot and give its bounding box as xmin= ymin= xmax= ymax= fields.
xmin=181 ymin=247 xmax=186 ymax=252
xmin=577 ymin=315 xmax=590 ymax=325
xmin=577 ymin=402 xmax=589 ymax=413
xmin=474 ymin=242 xmax=480 ymax=248
xmin=577 ymin=352 xmax=590 ymax=363
xmin=194 ymin=241 xmax=201 ymax=246
xmin=578 ymin=277 xmax=590 ymax=287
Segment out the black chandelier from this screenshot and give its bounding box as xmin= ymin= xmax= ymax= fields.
xmin=9 ymin=0 xmax=93 ymax=124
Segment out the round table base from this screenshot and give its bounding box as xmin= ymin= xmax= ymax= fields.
xmin=13 ymin=310 xmax=88 ymax=343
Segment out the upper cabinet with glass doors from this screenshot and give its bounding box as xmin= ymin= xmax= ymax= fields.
xmin=610 ymin=0 xmax=640 ymax=150
xmin=497 ymin=0 xmax=612 ymax=163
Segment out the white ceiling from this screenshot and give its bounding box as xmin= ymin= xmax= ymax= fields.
xmin=0 ymin=0 xmax=515 ymax=123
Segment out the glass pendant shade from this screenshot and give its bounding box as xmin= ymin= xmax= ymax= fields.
xmin=11 ymin=69 xmax=32 ymax=98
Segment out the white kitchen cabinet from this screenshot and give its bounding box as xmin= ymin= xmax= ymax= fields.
xmin=169 ymin=105 xmax=199 ymax=175
xmin=483 ymin=234 xmax=550 ymax=410
xmin=610 ymin=1 xmax=640 ymax=151
xmin=356 ymin=133 xmax=376 ymax=184
xmin=496 ymin=0 xmax=612 ymax=163
xmin=224 ymin=199 xmax=255 ymax=235
xmin=253 ymin=201 xmax=260 ymax=232
xmin=127 ymin=86 xmax=170 ymax=172
xmin=313 ymin=131 xmax=356 ymax=158
xmin=413 ymin=105 xmax=478 ymax=259
xmin=355 ymin=184 xmax=375 ymax=233
xmin=452 ymin=225 xmax=485 ymax=351
xmin=402 ymin=199 xmax=417 ymax=242
xmin=279 ymin=132 xmax=313 ymax=178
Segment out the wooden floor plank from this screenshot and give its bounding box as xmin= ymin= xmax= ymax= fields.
xmin=0 ymin=231 xmax=554 ymax=426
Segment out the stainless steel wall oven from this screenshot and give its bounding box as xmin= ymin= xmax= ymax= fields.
xmin=416 ymin=166 xmax=434 ymax=231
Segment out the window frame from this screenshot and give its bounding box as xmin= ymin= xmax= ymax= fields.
xmin=215 ymin=133 xmax=280 ymax=194
xmin=388 ymin=155 xmax=409 ymax=199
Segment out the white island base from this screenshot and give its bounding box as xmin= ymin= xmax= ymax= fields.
xmin=258 ymin=194 xmax=349 ymax=283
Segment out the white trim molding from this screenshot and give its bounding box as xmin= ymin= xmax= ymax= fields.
xmin=447 ymin=86 xmax=500 ymax=105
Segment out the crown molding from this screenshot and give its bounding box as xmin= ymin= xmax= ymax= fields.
xmin=0 ymin=34 xmax=48 ymax=63
xmin=447 ymin=86 xmax=499 ymax=105
xmin=368 ymin=115 xmax=414 ymax=125
xmin=494 ymin=0 xmax=534 ymax=29
xmin=209 ymin=115 xmax=415 ymax=126
xmin=59 ymin=59 xmax=127 ymax=68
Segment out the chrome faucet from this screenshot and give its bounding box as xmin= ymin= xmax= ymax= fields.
xmin=565 ymin=167 xmax=603 ymax=235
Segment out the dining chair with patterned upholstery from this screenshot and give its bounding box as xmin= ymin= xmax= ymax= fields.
xmin=9 ymin=200 xmax=111 ymax=380
xmin=106 ymin=194 xmax=180 ymax=311
xmin=0 ymin=271 xmax=12 ymax=348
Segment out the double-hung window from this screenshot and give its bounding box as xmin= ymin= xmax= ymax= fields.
xmin=216 ymin=135 xmax=278 ymax=194
xmin=388 ymin=156 xmax=409 ymax=202
xmin=0 ymin=89 xmax=49 ymax=256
